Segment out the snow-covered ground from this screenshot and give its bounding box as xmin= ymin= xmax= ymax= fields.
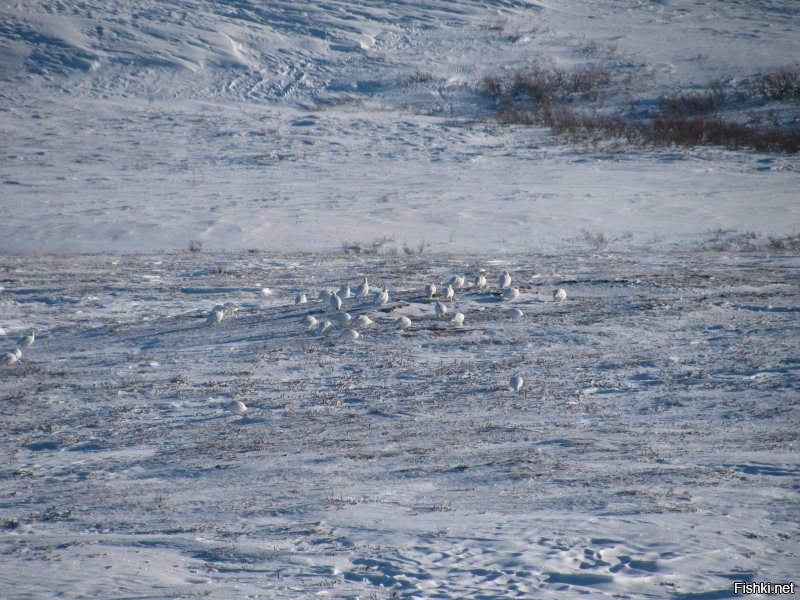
xmin=1 ymin=250 xmax=798 ymax=598
xmin=1 ymin=1 xmax=799 ymax=598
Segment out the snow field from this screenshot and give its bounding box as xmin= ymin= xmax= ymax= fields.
xmin=1 ymin=249 xmax=797 ymax=598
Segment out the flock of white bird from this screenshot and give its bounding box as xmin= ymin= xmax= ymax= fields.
xmin=3 ymin=269 xmax=568 ymax=418
xmin=203 ymin=270 xmax=569 ymax=412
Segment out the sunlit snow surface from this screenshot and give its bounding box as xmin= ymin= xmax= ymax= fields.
xmin=1 ymin=0 xmax=800 ymax=597
xmin=1 ymin=251 xmax=798 ymax=598
xmin=1 ymin=0 xmax=799 ymax=253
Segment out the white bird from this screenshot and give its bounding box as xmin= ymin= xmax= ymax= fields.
xmin=4 ymin=350 xmax=19 ymax=365
xmin=227 ymin=400 xmax=248 ymax=415
xmin=11 ymin=348 xmax=21 ymax=359
xmin=449 ymin=275 xmax=465 ymax=289
xmin=396 ymin=315 xmax=412 ymax=330
xmin=474 ymin=274 xmax=487 ymax=289
xmin=340 ymin=329 xmax=360 ymax=342
xmin=353 ymin=315 xmax=374 ymax=328
xmin=509 ymin=374 xmax=524 ymax=392
xmin=318 ymin=290 xmax=332 ymax=303
xmin=425 ymin=283 xmax=437 ymax=299
xmin=338 ymin=285 xmax=352 ymax=299
xmin=444 ymin=285 xmax=455 ymax=302
xmin=499 ymin=271 xmax=512 ymax=289
xmin=376 ymin=289 xmax=389 ymax=306
xmin=0 ymin=327 xmax=6 ymax=336
xmin=503 ymin=287 xmax=520 ymax=302
xmin=451 ymin=312 xmax=464 ymax=326
xmin=330 ymin=311 xmax=352 ymax=326
xmin=504 ymin=307 xmax=524 ymax=320
xmin=260 ymin=287 xmax=273 ymax=297
xmin=434 ymin=301 xmax=448 ymax=317
xmin=318 ymin=320 xmax=333 ymax=335
xmin=295 ymin=293 xmax=307 ymax=305
xmin=303 ymin=315 xmax=319 ymax=330
xmin=206 ymin=307 xmax=224 ymax=325
xmin=223 ymin=302 xmax=240 ymax=316
xmin=553 ymin=288 xmax=567 ymax=302
xmin=17 ymin=330 xmax=35 ymax=348
xmin=330 ymin=292 xmax=342 ymax=311
xmin=355 ymin=277 xmax=369 ymax=298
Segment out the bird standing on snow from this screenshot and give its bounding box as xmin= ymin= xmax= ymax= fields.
xmin=451 ymin=312 xmax=464 ymax=326
xmin=295 ymin=293 xmax=307 ymax=305
xmin=396 ymin=315 xmax=412 ymax=330
xmin=425 ymin=283 xmax=437 ymax=299
xmin=504 ymin=307 xmax=524 ymax=320
xmin=444 ymin=285 xmax=455 ymax=302
xmin=227 ymin=400 xmax=248 ymax=415
xmin=553 ymin=288 xmax=567 ymax=302
xmin=330 ymin=292 xmax=343 ymax=311
xmin=376 ymin=289 xmax=389 ymax=306
xmin=318 ymin=320 xmax=333 ymax=335
xmin=449 ymin=275 xmax=465 ymax=289
xmin=503 ymin=287 xmax=520 ymax=302
xmin=339 ymin=285 xmax=352 ymax=299
xmin=3 ymin=349 xmax=20 ymax=365
xmin=474 ymin=274 xmax=487 ymax=289
xmin=340 ymin=329 xmax=360 ymax=342
xmin=318 ymin=290 xmax=332 ymax=303
xmin=499 ymin=271 xmax=512 ymax=289
xmin=434 ymin=301 xmax=448 ymax=318
xmin=17 ymin=330 xmax=35 ymax=348
xmin=353 ymin=315 xmax=374 ymax=328
xmin=303 ymin=315 xmax=319 ymax=330
xmin=356 ymin=277 xmax=369 ymax=298
xmin=207 ymin=307 xmax=224 ymax=325
xmin=330 ymin=311 xmax=352 ymax=326
xmin=509 ymin=375 xmax=524 ymax=392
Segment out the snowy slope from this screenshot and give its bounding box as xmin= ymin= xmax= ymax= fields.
xmin=1 ymin=0 xmax=799 ymax=254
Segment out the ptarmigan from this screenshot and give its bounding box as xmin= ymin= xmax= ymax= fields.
xmin=330 ymin=292 xmax=343 ymax=311
xmin=341 ymin=329 xmax=360 ymax=342
xmin=17 ymin=330 xmax=35 ymax=348
xmin=425 ymin=283 xmax=437 ymax=299
xmin=303 ymin=315 xmax=319 ymax=330
xmin=503 ymin=287 xmax=520 ymax=302
xmin=553 ymin=288 xmax=567 ymax=302
xmin=353 ymin=315 xmax=374 ymax=328
xmin=207 ymin=307 xmax=224 ymax=325
xmin=499 ymin=271 xmax=512 ymax=289
xmin=434 ymin=301 xmax=448 ymax=318
xmin=227 ymin=400 xmax=248 ymax=415
xmin=474 ymin=274 xmax=487 ymax=289
xmin=295 ymin=293 xmax=307 ymax=305
xmin=504 ymin=307 xmax=524 ymax=320
xmin=451 ymin=312 xmax=464 ymax=326
xmin=509 ymin=375 xmax=524 ymax=392
xmin=376 ymin=289 xmax=389 ymax=306
xmin=449 ymin=275 xmax=465 ymax=289
xmin=355 ymin=277 xmax=369 ymax=298
xmin=396 ymin=316 xmax=412 ymax=330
